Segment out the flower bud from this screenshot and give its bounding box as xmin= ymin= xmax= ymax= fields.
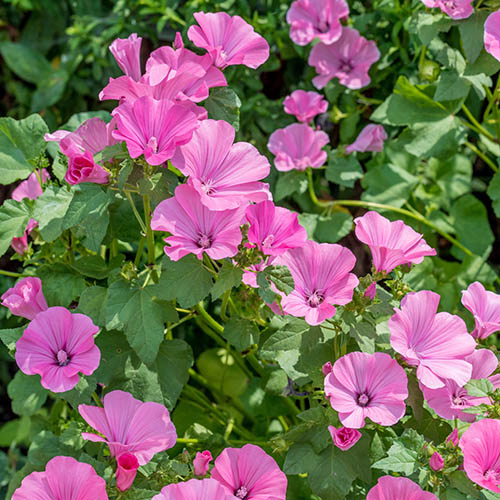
xmin=328 ymin=426 xmax=362 ymax=451
xmin=116 ymin=452 xmax=139 ymax=491
xmin=429 ymin=452 xmax=444 ymax=472
xmin=193 ymin=450 xmax=213 ymax=476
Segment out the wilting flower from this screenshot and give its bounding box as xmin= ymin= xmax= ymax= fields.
xmin=172 ymin=119 xmax=270 ymax=210
xmin=354 ymin=211 xmax=436 ymax=273
xmin=309 ymin=27 xmax=380 ymax=89
xmin=1 ymin=277 xmax=48 ymax=320
xmin=283 ymin=90 xmax=328 ymax=123
xmin=12 ymin=456 xmax=108 ymax=500
xmin=485 ymin=11 xmax=500 ymax=62
xmin=328 ymin=426 xmax=362 ymax=451
xmin=421 ymin=0 xmax=473 ymax=20
xmin=110 ymin=33 xmax=143 ymax=81
xmin=65 ymin=149 xmax=109 ymax=185
xmin=193 ymin=450 xmax=213 ymax=476
xmin=116 ymin=453 xmax=140 ymax=491
xmin=345 ymin=124 xmax=387 ymax=154
xmin=324 ymin=352 xmax=408 ymax=428
xmin=268 ymin=123 xmax=329 ymax=172
xmin=367 ymin=475 xmax=438 ymax=499
xmin=461 ymin=282 xmax=500 ymax=340
xmin=276 ymin=240 xmax=358 ymax=325
xmin=188 ymin=12 xmax=270 ymax=69
xmin=15 ymin=307 xmax=100 ymax=393
xmin=211 ymin=444 xmax=287 ymax=499
xmin=79 ymin=390 xmax=176 ymax=465
xmin=447 ymin=428 xmax=459 ymax=446
xmin=460 ymin=418 xmax=500 ymax=492
xmin=389 ymin=290 xmax=476 ymax=389
xmin=430 ymin=452 xmax=444 ymax=472
xmin=287 ymin=0 xmax=349 ymax=46
xmin=153 ymin=478 xmax=237 ymax=500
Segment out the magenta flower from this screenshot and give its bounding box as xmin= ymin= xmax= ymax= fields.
xmin=110 ymin=33 xmax=143 ymax=81
xmin=447 ymin=428 xmax=459 ymax=446
xmin=309 ymin=27 xmax=380 ymax=89
xmin=116 ymin=452 xmax=140 ymax=491
xmin=171 ymin=119 xmax=270 ymax=210
xmin=1 ymin=277 xmax=48 ymax=320
xmin=79 ymin=390 xmax=176 ymax=465
xmin=286 ymin=0 xmax=349 ymax=46
xmin=268 ymin=123 xmax=329 ymax=172
xmin=112 ymin=96 xmax=199 ymax=165
xmin=354 ymin=211 xmax=437 ymax=273
xmin=15 ymin=307 xmax=100 ymax=393
xmin=460 ymin=418 xmax=500 ymax=493
xmin=345 ymin=124 xmax=387 ymax=154
xmin=367 ymin=475 xmax=437 ymax=500
xmin=12 ymin=169 xmax=49 ymax=202
xmin=430 ymin=452 xmax=444 ymax=472
xmin=12 ymin=456 xmax=108 ymax=500
xmin=389 ymin=290 xmax=476 ymax=389
xmin=151 ymin=184 xmax=244 ymax=261
xmin=421 ymin=0 xmax=473 ymax=19
xmin=188 ymin=12 xmax=270 ymax=69
xmin=324 ymin=352 xmax=408 ymax=428
xmin=211 ymin=444 xmax=287 ymax=499
xmin=364 ymin=282 xmax=377 ymax=300
xmin=193 ymin=450 xmax=213 ymax=476
xmin=65 ymin=149 xmax=110 ymax=185
xmin=283 ymin=90 xmax=328 ymax=123
xmin=328 ymin=426 xmax=362 ymax=451
xmin=461 ymin=281 xmax=500 ymax=340
xmin=153 ymin=478 xmax=237 ymax=500
xmin=322 ymin=361 xmax=333 ymax=375
xmin=485 ymin=11 xmax=500 ymax=62
xmin=276 ymin=240 xmax=358 ymax=325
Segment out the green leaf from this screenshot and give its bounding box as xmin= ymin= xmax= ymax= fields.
xmin=37 ymin=263 xmax=86 ymax=307
xmin=76 ymin=286 xmax=107 ymax=327
xmin=265 ymin=265 xmax=295 ymax=294
xmin=222 ymin=318 xmax=259 ymax=351
xmin=70 ymin=255 xmax=115 ymax=280
xmin=256 ymin=271 xmax=279 ymax=303
xmin=0 ymin=199 xmax=33 ymax=258
xmin=284 ymin=443 xmax=318 ymax=475
xmin=205 ymin=87 xmax=241 ymax=131
xmin=138 ymin=169 xmax=178 ymax=208
xmin=326 ymin=154 xmax=363 ymax=187
xmin=412 ymin=12 xmax=452 ymax=45
xmin=465 ymin=378 xmax=495 ymax=397
xmin=459 ymin=11 xmax=491 ymax=63
xmin=274 ymin=170 xmax=308 ymax=201
xmin=405 ymin=408 xmax=452 ymax=443
xmin=33 ymin=186 xmax=74 ymax=242
xmin=58 ymin=374 xmax=97 ymax=408
xmin=7 ymin=372 xmax=48 ymax=416
xmin=211 ymin=260 xmax=243 ymax=300
xmin=487 ymin=171 xmax=500 ymax=217
xmin=434 ymin=71 xmax=470 ymax=102
xmin=298 ymin=212 xmax=353 ymax=244
xmin=0 ymin=42 xmax=52 ymax=84
xmin=0 ymin=326 xmax=24 ymax=355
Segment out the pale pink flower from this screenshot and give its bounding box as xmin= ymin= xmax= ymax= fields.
xmin=211 ymin=444 xmax=287 ymax=499
xmin=15 ymin=306 xmax=100 ymax=393
xmin=459 ymin=418 xmax=500 ymax=493
xmin=447 ymin=428 xmax=459 ymax=446
xmin=287 ymin=0 xmax=349 ymax=46
xmin=1 ymin=277 xmax=48 ymax=320
xmin=112 ymin=96 xmax=198 ymax=165
xmin=151 ymin=183 xmax=244 ymax=261
xmin=364 ymin=282 xmax=377 ymax=300
xmin=430 ymin=452 xmax=444 ymax=471
xmin=328 ymin=426 xmax=361 ymax=451
xmin=308 ymin=27 xmax=380 ymax=89
xmin=421 ymin=0 xmax=473 ymax=19
xmin=345 ymin=124 xmax=387 ymax=154
xmin=367 ymin=475 xmax=437 ymax=500
xmin=172 ymin=120 xmax=270 ymax=210
xmin=267 ymin=123 xmax=329 ymax=172
xmin=12 ymin=169 xmax=49 ymax=201
xmin=276 ymin=240 xmax=358 ymax=325
xmin=485 ymin=11 xmax=500 ymax=62
xmin=461 ymin=282 xmax=500 ymax=340
xmin=188 ymin=12 xmax=270 ymax=69
xmin=12 ymin=456 xmax=108 ymax=500
xmin=193 ymin=450 xmax=213 ymax=476
xmin=79 ymin=390 xmax=176 ymax=465
xmin=116 ymin=453 xmax=140 ymax=491
xmin=153 ymin=478 xmax=237 ymax=500
xmin=324 ymin=352 xmax=408 ymax=429
xmin=110 ymin=33 xmax=143 ymax=81
xmin=389 ymin=290 xmax=476 ymax=389
xmin=65 ymin=149 xmax=110 ymax=185
xmin=283 ymin=90 xmax=328 ymax=123
xmin=354 ymin=211 xmax=437 ymax=273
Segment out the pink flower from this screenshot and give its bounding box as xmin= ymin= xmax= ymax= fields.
xmin=79 ymin=390 xmax=177 ymax=465
xmin=116 ymin=452 xmax=140 ymax=491
xmin=275 ymin=240 xmax=358 ymax=325
xmin=485 ymin=11 xmax=500 ymax=62
xmin=15 ymin=307 xmax=100 ymax=393
xmin=12 ymin=169 xmax=49 ymax=201
xmin=12 ymin=456 xmax=108 ymax=500
xmin=322 ymin=361 xmax=333 ymax=376
xmin=110 ymin=33 xmax=143 ymax=81
xmin=1 ymin=277 xmax=48 ymax=320
xmin=171 ymin=120 xmax=270 ymax=210
xmin=112 ymin=96 xmax=199 ymax=165
xmin=461 ymin=282 xmax=500 ymax=340
xmin=389 ymin=290 xmax=476 ymax=389
xmin=153 ymin=478 xmax=237 ymax=500
xmin=65 ymin=149 xmax=109 ymax=185
xmin=364 ymin=282 xmax=377 ymax=300
xmin=430 ymin=452 xmax=444 ymax=471
xmin=193 ymin=450 xmax=213 ymax=476
xmin=268 ymin=123 xmax=329 ymax=172
xmin=354 ymin=211 xmax=437 ymax=273
xmin=151 ymin=184 xmax=244 ymax=261
xmin=308 ymin=27 xmax=380 ymax=89
xmin=328 ymin=426 xmax=362 ymax=450
xmin=283 ymin=90 xmax=328 ymax=123
xmin=345 ymin=124 xmax=387 ymax=154
xmin=459 ymin=418 xmax=500 ymax=493
xmin=324 ymin=352 xmax=408 ymax=429
xmin=447 ymin=428 xmax=459 ymax=446
xmin=188 ymin=12 xmax=270 ymax=69
xmin=367 ymin=475 xmax=437 ymax=500
xmin=11 ymin=219 xmax=38 ymax=254
xmin=421 ymin=0 xmax=473 ymax=19
xmin=211 ymin=444 xmax=287 ymax=499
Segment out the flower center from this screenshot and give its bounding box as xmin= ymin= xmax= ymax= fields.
xmin=484 ymin=468 xmax=500 ymax=483
xmin=339 ymin=60 xmax=353 ymax=73
xmin=318 ymin=20 xmax=329 ymax=33
xmin=357 ymin=393 xmax=370 ymax=407
xmin=307 ymin=290 xmax=325 ymax=308
xmin=147 ymin=136 xmax=158 ymax=154
xmin=262 ymin=234 xmax=275 ymax=247
xmin=235 ymin=486 xmax=249 ymax=499
xmin=200 ymin=181 xmax=215 ymax=196
xmin=197 ymin=233 xmax=212 ymax=249
xmin=56 ymin=349 xmax=70 ymax=367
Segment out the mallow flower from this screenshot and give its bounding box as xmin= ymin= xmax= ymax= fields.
xmin=109 ymin=33 xmax=143 ymax=81
xmin=116 ymin=452 xmax=140 ymax=491
xmin=430 ymin=452 xmax=444 ymax=472
xmin=345 ymin=124 xmax=387 ymax=154
xmin=485 ymin=11 xmax=500 ymax=62
xmin=421 ymin=0 xmax=473 ymax=20
xmin=64 ymin=148 xmax=110 ymax=185
xmin=1 ymin=277 xmax=48 ymax=320
xmin=283 ymin=90 xmax=328 ymax=123
xmin=461 ymin=281 xmax=500 ymax=340
xmin=367 ymin=475 xmax=438 ymax=499
xmin=328 ymin=426 xmax=361 ymax=451
xmin=153 ymin=478 xmax=237 ymax=500
xmin=193 ymin=450 xmax=213 ymax=476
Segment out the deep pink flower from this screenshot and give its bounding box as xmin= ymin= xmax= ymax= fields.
xmin=461 ymin=282 xmax=500 ymax=340
xmin=367 ymin=475 xmax=437 ymax=500
xmin=430 ymin=452 xmax=444 ymax=472
xmin=268 ymin=123 xmax=329 ymax=172
xmin=112 ymin=96 xmax=198 ymax=165
xmin=460 ymin=418 xmax=500 ymax=493
xmin=283 ymin=90 xmax=328 ymax=123
xmin=79 ymin=390 xmax=176 ymax=465
xmin=364 ymin=282 xmax=377 ymax=300
xmin=211 ymin=444 xmax=287 ymax=499
xmin=275 ymin=240 xmax=358 ymax=325
xmin=447 ymin=428 xmax=459 ymax=446
xmin=172 ymin=120 xmax=270 ymax=210
xmin=322 ymin=361 xmax=333 ymax=376
xmin=354 ymin=211 xmax=437 ymax=273
xmin=421 ymin=0 xmax=473 ymax=19
xmin=324 ymin=352 xmax=408 ymax=428
xmin=1 ymin=277 xmax=48 ymax=320
xmin=308 ymin=27 xmax=380 ymax=89
xmin=115 ymin=452 xmax=140 ymax=491
xmin=485 ymin=11 xmax=500 ymax=62
xmin=153 ymin=478 xmax=237 ymax=500
xmin=12 ymin=169 xmax=49 ymax=201
xmin=286 ymin=0 xmax=349 ymax=46
xmin=328 ymin=426 xmax=362 ymax=451
xmin=15 ymin=307 xmax=100 ymax=393
xmin=389 ymin=290 xmax=476 ymax=389
xmin=110 ymin=33 xmax=143 ymax=81
xmin=193 ymin=450 xmax=213 ymax=476
xmin=65 ymin=149 xmax=109 ymax=185
xmin=151 ymin=183 xmax=244 ymax=261
xmin=345 ymin=124 xmax=387 ymax=154
xmin=188 ymin=12 xmax=270 ymax=69
xmin=12 ymin=456 xmax=108 ymax=500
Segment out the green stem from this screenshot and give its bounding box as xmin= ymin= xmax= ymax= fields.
xmin=0 ymin=269 xmax=24 ymax=278
xmin=461 ymin=104 xmax=497 ymax=143
xmin=484 ymin=74 xmax=500 ymax=119
xmin=306 ymin=168 xmax=322 ymax=207
xmin=464 ymin=141 xmax=499 ymax=173
xmin=142 ymin=194 xmax=156 ymax=267
xmin=92 ymin=391 xmax=103 ymax=407
xmin=110 ymin=238 xmax=118 ymax=258
xmin=166 ymin=312 xmax=195 ymax=336
xmin=134 ymin=238 xmax=146 ymax=267
xmin=176 ymin=438 xmax=199 ymax=444
xmin=124 ymin=191 xmax=147 ymax=233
